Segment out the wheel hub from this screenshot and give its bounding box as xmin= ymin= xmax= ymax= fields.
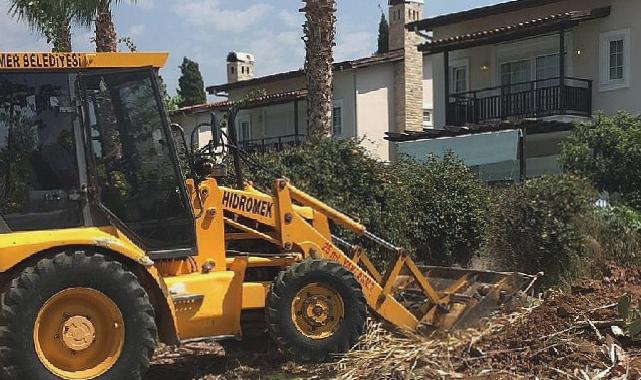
xmin=291 ymin=283 xmax=345 ymax=340
xmin=61 ymin=315 xmax=96 ymax=351
xmin=34 ymin=288 xmax=125 ymax=379
xmin=304 ymin=296 xmax=331 ymax=325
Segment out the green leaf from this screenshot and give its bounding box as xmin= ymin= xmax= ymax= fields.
xmin=626 ymin=319 xmax=641 ymax=340
xmin=619 ymin=294 xmax=632 ymax=320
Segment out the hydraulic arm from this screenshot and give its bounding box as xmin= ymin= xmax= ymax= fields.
xmin=217 ymin=178 xmax=533 ymax=330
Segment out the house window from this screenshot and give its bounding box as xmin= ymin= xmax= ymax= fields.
xmin=450 ymin=65 xmax=468 ymax=94
xmin=600 ymin=29 xmax=631 ymax=91
xmin=423 ymin=109 xmax=433 ymax=127
xmin=535 ymin=54 xmax=560 ymax=88
xmin=501 ymin=59 xmax=531 ymax=92
xmin=535 ymin=54 xmax=560 ymax=80
xmin=238 ymin=118 xmax=251 ymax=142
xmin=609 ymin=39 xmax=624 ymax=80
xmin=332 ymin=102 xmax=343 ymax=136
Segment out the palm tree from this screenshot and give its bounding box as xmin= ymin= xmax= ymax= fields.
xmin=301 ymin=0 xmax=337 ymax=137
xmin=93 ymin=0 xmax=118 ymax=52
xmin=71 ymin=0 xmax=135 ymax=52
xmin=9 ymin=0 xmax=76 ymax=52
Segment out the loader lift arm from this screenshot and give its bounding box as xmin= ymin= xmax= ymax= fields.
xmin=218 ymin=178 xmax=531 ymax=331
xmin=210 ymin=109 xmax=534 ymax=332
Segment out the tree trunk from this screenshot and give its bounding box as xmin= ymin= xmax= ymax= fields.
xmin=95 ymin=0 xmax=118 ymax=52
xmin=52 ymin=18 xmax=72 ymax=52
xmin=302 ymin=0 xmax=336 ymax=137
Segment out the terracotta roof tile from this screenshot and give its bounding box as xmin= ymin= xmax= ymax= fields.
xmin=171 ymin=90 xmax=308 ymax=115
xmin=420 ymin=8 xmax=610 ymax=53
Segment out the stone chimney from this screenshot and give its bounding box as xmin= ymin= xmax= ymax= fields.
xmin=389 ymin=0 xmax=424 ymax=133
xmin=226 ymin=52 xmax=255 ymax=83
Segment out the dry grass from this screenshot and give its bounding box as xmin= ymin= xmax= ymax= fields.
xmin=333 ymin=310 xmax=532 ymax=380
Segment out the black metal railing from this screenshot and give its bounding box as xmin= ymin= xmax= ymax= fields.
xmin=239 ymin=134 xmax=307 ymax=154
xmin=447 ymin=77 xmax=593 ymax=126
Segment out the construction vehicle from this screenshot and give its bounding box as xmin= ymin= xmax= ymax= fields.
xmin=0 ymin=52 xmax=533 ymax=379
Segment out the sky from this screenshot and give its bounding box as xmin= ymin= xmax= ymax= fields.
xmin=0 ymin=0 xmax=504 ymax=98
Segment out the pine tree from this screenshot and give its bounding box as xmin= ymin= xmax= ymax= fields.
xmin=377 ymin=11 xmax=389 ymax=54
xmin=177 ymin=57 xmax=207 ymax=108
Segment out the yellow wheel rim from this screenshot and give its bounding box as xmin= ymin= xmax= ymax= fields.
xmin=291 ymin=283 xmax=344 ymax=340
xmin=33 ymin=288 xmax=125 ymax=380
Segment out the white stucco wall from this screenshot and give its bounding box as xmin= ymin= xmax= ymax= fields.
xmin=423 ymin=57 xmax=434 ymax=112
xmin=170 ymin=110 xmax=219 ymax=148
xmin=355 ymin=63 xmax=396 ymax=161
xmin=333 ymin=70 xmax=357 ymax=139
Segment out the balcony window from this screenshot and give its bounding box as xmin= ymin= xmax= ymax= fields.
xmin=600 ymin=29 xmax=631 ymax=91
xmin=450 ymin=66 xmax=467 ymax=94
xmin=536 ymin=54 xmax=560 ymax=80
xmin=501 ymin=60 xmax=531 ymax=92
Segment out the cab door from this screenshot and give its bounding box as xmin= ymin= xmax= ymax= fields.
xmin=80 ymin=69 xmax=196 ymax=255
xmin=0 ymin=71 xmax=84 ymax=232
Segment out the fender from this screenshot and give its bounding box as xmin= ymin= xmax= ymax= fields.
xmin=0 ymin=226 xmax=181 ymax=344
xmin=0 ymin=226 xmax=148 ymax=271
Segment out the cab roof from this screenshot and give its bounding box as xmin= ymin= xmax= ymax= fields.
xmin=0 ymin=52 xmax=169 ymax=71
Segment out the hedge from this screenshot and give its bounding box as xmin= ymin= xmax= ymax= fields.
xmin=247 ymin=137 xmax=489 ymax=267
xmin=486 ymin=175 xmax=596 ymax=287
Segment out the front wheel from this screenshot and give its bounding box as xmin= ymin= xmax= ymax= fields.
xmin=266 ymin=260 xmax=367 ymax=362
xmin=0 ymin=251 xmax=157 ymax=380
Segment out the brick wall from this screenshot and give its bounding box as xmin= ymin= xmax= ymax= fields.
xmin=390 ymin=1 xmax=424 ymax=133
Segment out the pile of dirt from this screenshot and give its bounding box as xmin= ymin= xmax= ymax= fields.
xmin=454 ymin=265 xmax=641 ymax=379
xmin=335 ymin=265 xmax=641 ymax=380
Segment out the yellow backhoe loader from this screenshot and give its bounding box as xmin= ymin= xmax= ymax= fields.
xmin=0 ymin=52 xmax=533 ymax=379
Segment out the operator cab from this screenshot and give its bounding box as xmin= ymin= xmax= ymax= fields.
xmin=0 ymin=52 xmax=197 ymax=258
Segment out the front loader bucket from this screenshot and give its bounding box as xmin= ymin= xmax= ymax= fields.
xmin=394 ymin=266 xmax=537 ymax=330
xmin=338 ymin=234 xmax=538 ymax=333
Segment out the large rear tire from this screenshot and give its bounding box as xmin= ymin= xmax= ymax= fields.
xmin=0 ymin=251 xmax=157 ymax=380
xmin=266 ymin=259 xmax=367 ymax=362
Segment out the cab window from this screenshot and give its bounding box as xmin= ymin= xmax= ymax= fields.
xmin=82 ymin=70 xmax=195 ymax=250
xmin=0 ymin=72 xmax=81 ymax=232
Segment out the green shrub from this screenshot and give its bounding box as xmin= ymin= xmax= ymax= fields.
xmin=561 ymin=112 xmax=641 ymax=210
xmin=390 ymin=154 xmax=490 ymax=266
xmin=487 ymin=175 xmax=596 ymax=287
xmin=246 ymin=137 xmax=399 ymax=264
xmin=579 ymin=206 xmax=641 ymax=272
xmin=246 ymin=138 xmax=490 ymax=267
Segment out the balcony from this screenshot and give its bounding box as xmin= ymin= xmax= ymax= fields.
xmin=239 ymin=134 xmax=307 ymax=154
xmin=447 ymin=77 xmax=592 ymax=127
